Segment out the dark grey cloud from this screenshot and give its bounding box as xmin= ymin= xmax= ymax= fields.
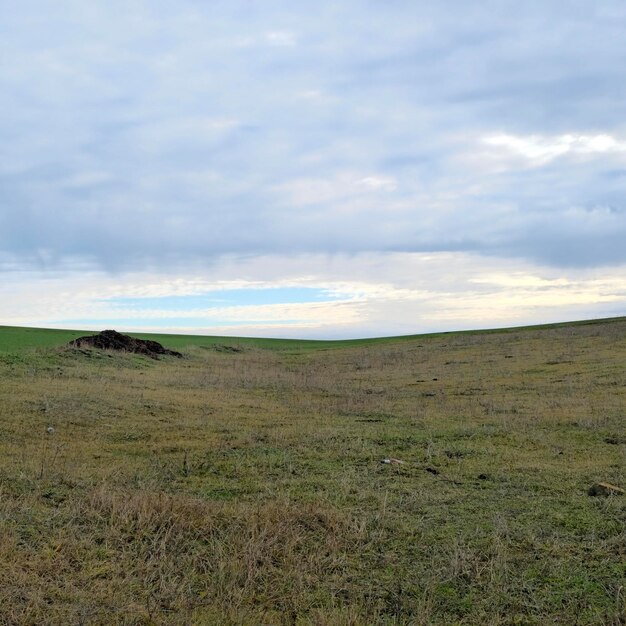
xmin=1 ymin=0 xmax=626 ymax=270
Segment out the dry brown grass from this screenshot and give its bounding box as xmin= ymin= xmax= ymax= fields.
xmin=0 ymin=319 xmax=624 ymax=624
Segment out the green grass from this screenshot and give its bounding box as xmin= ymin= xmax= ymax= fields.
xmin=0 ymin=324 xmax=351 ymax=353
xmin=0 ymin=317 xmax=624 ymax=624
xmin=0 ymin=325 xmax=88 ymax=353
xmin=2 ymin=315 xmax=625 ymax=353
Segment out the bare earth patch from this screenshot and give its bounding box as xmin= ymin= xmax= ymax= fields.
xmin=68 ymin=329 xmax=183 ymax=359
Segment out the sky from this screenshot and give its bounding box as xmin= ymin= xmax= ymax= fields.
xmin=1 ymin=0 xmax=625 ymax=339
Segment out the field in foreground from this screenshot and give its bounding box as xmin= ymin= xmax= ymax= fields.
xmin=0 ymin=319 xmax=624 ymax=625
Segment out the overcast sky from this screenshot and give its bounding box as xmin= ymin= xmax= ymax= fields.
xmin=1 ymin=1 xmax=625 ymax=338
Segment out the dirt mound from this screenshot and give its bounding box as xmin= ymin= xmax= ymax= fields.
xmin=69 ymin=330 xmax=182 ymax=359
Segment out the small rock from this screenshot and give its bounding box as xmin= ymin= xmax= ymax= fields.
xmin=588 ymin=482 xmax=624 ymax=497
xmin=381 ymin=458 xmax=405 ymax=465
xmin=46 ymin=426 xmax=55 ymax=435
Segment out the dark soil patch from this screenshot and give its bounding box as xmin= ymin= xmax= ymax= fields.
xmin=68 ymin=330 xmax=182 ymax=359
xmin=213 ymin=345 xmax=243 ymax=353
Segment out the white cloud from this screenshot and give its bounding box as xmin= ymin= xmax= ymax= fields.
xmin=275 ymin=173 xmax=399 ymax=207
xmin=296 ymin=90 xmax=325 ymax=100
xmin=470 ymin=274 xmax=572 ymax=288
xmin=1 ymin=253 xmax=624 ymax=338
xmin=62 ymin=171 xmax=114 ymax=189
xmin=265 ymin=31 xmax=297 ymax=46
xmin=483 ymin=133 xmax=626 ymax=166
xmin=357 ymin=176 xmax=397 ymax=191
xmin=127 ymin=117 xmax=241 ymax=158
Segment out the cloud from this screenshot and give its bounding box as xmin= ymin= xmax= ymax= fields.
xmin=1 ymin=252 xmax=624 ymax=338
xmin=265 ymin=31 xmax=297 ymax=47
xmin=274 ymin=172 xmax=398 ymax=208
xmin=357 ymin=176 xmax=397 ymax=192
xmin=0 ymin=0 xmax=625 ymax=335
xmin=483 ymin=133 xmax=626 ymax=166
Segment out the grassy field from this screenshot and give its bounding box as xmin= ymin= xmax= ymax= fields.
xmin=0 ymin=324 xmax=384 ymax=354
xmin=0 ymin=318 xmax=624 ymax=624
xmin=2 ymin=316 xmax=623 ymax=353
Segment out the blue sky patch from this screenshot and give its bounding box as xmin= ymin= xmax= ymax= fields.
xmin=55 ymin=318 xmax=304 ymax=329
xmin=104 ymin=287 xmax=345 ymax=311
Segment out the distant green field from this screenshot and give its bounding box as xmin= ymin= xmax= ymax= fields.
xmin=0 ymin=326 xmax=87 ymax=353
xmin=0 ymin=325 xmax=364 ymax=353
xmin=1 ymin=316 xmax=624 ymax=354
